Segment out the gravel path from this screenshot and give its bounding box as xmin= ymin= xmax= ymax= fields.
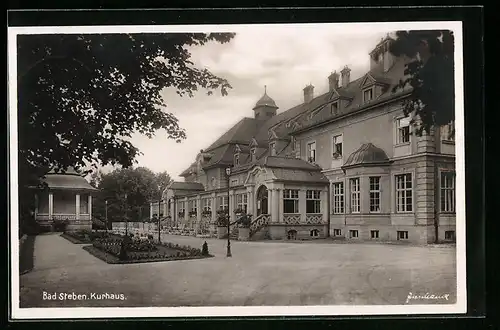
xmin=19 ymin=233 xmax=457 ymax=308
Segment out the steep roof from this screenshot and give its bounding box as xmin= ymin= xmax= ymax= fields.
xmin=292 ymin=56 xmax=411 ymax=133
xmin=204 ymin=117 xmax=261 ymax=152
xmin=253 ymin=92 xmax=278 ymax=109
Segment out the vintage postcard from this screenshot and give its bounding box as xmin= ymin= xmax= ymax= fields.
xmin=9 ymin=21 xmax=466 ymax=319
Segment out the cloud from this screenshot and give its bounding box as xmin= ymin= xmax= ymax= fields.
xmin=127 ymin=25 xmax=393 ymax=180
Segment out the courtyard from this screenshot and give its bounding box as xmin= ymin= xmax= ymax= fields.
xmin=19 ymin=233 xmax=457 ymax=308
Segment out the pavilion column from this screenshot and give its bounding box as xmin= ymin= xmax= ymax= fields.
xmin=299 ymin=189 xmax=307 ymax=223
xmin=75 ymin=194 xmax=81 ymax=220
xmin=88 ymin=194 xmax=92 ymax=219
xmin=149 ymin=202 xmax=153 ymax=221
xmin=48 ymin=192 xmax=54 ymax=219
xmin=271 ymin=188 xmax=279 ymax=223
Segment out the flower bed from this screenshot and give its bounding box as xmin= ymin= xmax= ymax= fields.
xmin=61 ymin=230 xmax=119 ymax=244
xmin=84 ymin=235 xmax=213 ymax=264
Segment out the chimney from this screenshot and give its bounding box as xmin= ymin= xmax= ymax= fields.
xmin=340 ymin=66 xmax=351 ymax=87
xmin=328 ymin=71 xmax=339 ymax=91
xmin=303 ymin=84 xmax=314 ymax=103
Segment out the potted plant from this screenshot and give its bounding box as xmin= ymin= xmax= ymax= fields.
xmin=233 ymin=207 xmax=244 ymax=215
xmin=178 ymin=210 xmax=185 ymax=218
xmin=332 ymin=152 xmax=342 ymax=160
xmin=237 ymin=214 xmax=252 ymax=241
xmin=188 ymin=210 xmax=197 ymax=217
xmin=201 ymin=209 xmax=212 ymax=217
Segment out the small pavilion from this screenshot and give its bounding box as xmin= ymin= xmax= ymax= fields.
xmin=33 ymin=167 xmax=97 ymax=231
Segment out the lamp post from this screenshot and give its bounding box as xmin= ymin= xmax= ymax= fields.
xmin=124 ymin=193 xmax=128 ymax=237
xmin=158 ymin=184 xmax=162 ymax=243
xmin=225 ymin=166 xmax=232 ymax=257
xmin=105 ymin=200 xmax=108 ymax=233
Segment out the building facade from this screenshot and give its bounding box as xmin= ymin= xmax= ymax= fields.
xmin=152 ymin=36 xmax=456 ymax=244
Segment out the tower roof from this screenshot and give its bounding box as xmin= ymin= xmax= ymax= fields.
xmin=253 ymin=86 xmax=278 ymax=110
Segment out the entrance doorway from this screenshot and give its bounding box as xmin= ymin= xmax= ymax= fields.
xmin=256 ymin=185 xmax=268 ymax=216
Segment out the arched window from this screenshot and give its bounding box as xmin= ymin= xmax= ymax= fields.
xmin=287 ymin=229 xmax=298 ymax=240
xmin=310 ymin=229 xmax=319 ymax=237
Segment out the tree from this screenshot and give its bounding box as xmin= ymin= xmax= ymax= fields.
xmin=17 ymin=33 xmax=235 ymax=177
xmin=389 ymin=30 xmax=455 ymax=136
xmin=93 ymin=167 xmax=171 ymax=223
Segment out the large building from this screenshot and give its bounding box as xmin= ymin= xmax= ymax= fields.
xmin=153 ymin=36 xmax=456 ymax=244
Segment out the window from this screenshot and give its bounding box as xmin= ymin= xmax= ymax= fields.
xmin=291 ymin=136 xmax=296 ymax=151
xmin=395 ymin=173 xmax=413 ymax=212
xmin=396 ymin=117 xmax=410 ymax=144
xmin=310 ymin=229 xmax=319 ymax=237
xmin=440 ymin=172 xmax=456 ymax=212
xmin=332 ymin=182 xmax=344 ymax=214
xmin=369 ymin=177 xmax=381 ymax=212
xmin=189 ymin=200 xmax=197 ymax=214
xmin=80 ymin=194 xmax=89 ymax=214
xmin=283 ymin=189 xmax=299 ymax=213
xmin=202 ymin=198 xmax=212 ymax=212
xmin=306 ymin=190 xmax=321 ymax=213
xmin=445 ymin=231 xmax=455 ymax=241
xmin=211 ymin=177 xmax=216 ymax=189
xmin=370 ymin=230 xmax=379 ymax=239
xmin=363 ymin=88 xmax=373 ymax=102
xmin=250 ymin=148 xmax=257 ymax=162
xmin=333 ymin=229 xmax=342 ymax=237
xmin=270 ymin=142 xmax=277 ymax=156
xmin=218 ymin=196 xmax=228 ymax=211
xmin=307 ymin=141 xmax=316 ymax=163
xmin=234 ymin=154 xmax=240 ymax=166
xmin=441 ymin=121 xmax=455 ymax=142
xmin=349 ymin=230 xmax=359 ymax=238
xmin=235 ymin=193 xmax=248 ymax=213
xmin=350 ymin=178 xmax=360 ymax=213
xmin=331 ymin=102 xmax=339 ymax=115
xmin=287 ymin=230 xmax=297 ymax=240
xmin=397 ymin=231 xmax=409 ymax=240
xmin=332 ymin=134 xmax=343 ymax=159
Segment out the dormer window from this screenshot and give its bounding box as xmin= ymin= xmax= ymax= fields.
xmin=234 ymin=154 xmax=240 ymax=166
xmin=363 ymin=88 xmax=374 ymax=103
xmin=251 ymin=148 xmax=257 ymax=162
xmin=269 ymin=142 xmax=276 ymax=156
xmin=331 ymin=101 xmax=339 ymax=115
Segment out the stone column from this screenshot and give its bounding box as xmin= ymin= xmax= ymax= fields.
xmin=246 ymin=186 xmax=254 ymax=215
xmin=271 ymin=188 xmax=279 ymax=223
xmin=196 ymin=195 xmax=202 ymax=233
xmin=278 ymin=188 xmax=284 ymax=223
xmin=229 ymin=190 xmax=234 ymax=223
xmin=211 ymin=193 xmax=217 ymax=223
xmin=88 ymin=194 xmax=92 ymax=219
xmin=299 ymin=189 xmax=307 ymax=223
xmin=48 ymin=192 xmax=54 ymax=218
xmin=321 ymin=188 xmax=328 ymax=222
xmin=75 ymin=193 xmax=80 ymax=220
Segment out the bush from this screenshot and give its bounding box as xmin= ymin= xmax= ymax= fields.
xmin=52 ymin=219 xmax=69 ymax=232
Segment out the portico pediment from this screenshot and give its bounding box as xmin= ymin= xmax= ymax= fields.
xmin=244 ymin=165 xmax=276 ymax=186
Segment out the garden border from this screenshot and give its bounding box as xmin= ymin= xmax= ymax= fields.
xmin=82 ymin=245 xmax=213 ymax=264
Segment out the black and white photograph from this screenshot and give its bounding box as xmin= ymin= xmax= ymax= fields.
xmin=9 ymin=20 xmax=466 ymax=319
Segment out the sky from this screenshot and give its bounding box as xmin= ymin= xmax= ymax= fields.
xmin=115 ymin=24 xmax=395 ymax=181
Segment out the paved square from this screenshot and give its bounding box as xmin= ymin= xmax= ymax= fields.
xmin=19 ymin=233 xmax=457 ymax=307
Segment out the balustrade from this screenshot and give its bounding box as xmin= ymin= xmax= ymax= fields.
xmin=283 ymin=214 xmax=301 ymax=225
xmin=305 ymin=214 xmax=324 ymax=225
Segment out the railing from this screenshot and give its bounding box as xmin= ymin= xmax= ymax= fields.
xmin=305 ymin=214 xmax=324 ymax=224
xmin=249 ymin=214 xmax=270 ymax=237
xmin=283 ymin=214 xmax=301 ymax=225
